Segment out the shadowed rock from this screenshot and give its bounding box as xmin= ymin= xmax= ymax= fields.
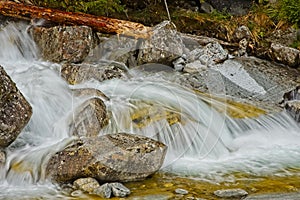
xmin=46 ymin=133 xmax=167 ymax=183
xmin=0 ymin=66 xmax=32 ymax=148
xmin=281 ymin=86 xmax=300 ymax=122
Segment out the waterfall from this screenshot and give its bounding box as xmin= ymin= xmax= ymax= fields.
xmin=0 ymin=21 xmax=300 ymax=198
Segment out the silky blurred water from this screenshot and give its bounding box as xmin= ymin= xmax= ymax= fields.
xmin=0 ymin=21 xmax=300 ymax=199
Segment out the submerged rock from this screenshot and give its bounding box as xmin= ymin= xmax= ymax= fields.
xmin=30 ymin=25 xmax=97 ymax=63
xmin=46 ymin=133 xmax=167 ymax=183
xmin=69 ymin=97 xmax=108 ymax=137
xmin=61 ymin=63 xmax=126 ymax=85
xmin=213 ymin=188 xmax=248 ymax=198
xmin=175 ymin=188 xmax=189 ymax=195
xmin=0 ymin=66 xmax=32 ymax=148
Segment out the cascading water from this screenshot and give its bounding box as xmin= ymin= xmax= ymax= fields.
xmin=1 ymin=21 xmax=300 ymax=198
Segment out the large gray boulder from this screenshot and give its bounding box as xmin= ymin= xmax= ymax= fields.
xmin=30 ymin=25 xmax=97 ymax=63
xmin=46 ymin=133 xmax=167 ymax=183
xmin=137 ymin=21 xmax=184 ymax=66
xmin=0 ymin=66 xmax=32 ymax=148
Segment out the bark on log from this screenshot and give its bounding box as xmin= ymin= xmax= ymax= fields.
xmin=0 ymin=1 xmax=150 ymax=37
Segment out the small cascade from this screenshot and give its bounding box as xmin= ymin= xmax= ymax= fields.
xmin=0 ymin=22 xmax=38 ymax=62
xmin=80 ymin=78 xmax=233 ymax=164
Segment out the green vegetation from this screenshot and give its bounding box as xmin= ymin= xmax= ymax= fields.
xmin=265 ymin=0 xmax=300 ymax=27
xmin=31 ymin=0 xmax=124 ymax=16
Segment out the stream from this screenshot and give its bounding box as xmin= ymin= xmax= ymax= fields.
xmin=0 ymin=21 xmax=300 ymax=199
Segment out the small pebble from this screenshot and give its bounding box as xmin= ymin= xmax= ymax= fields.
xmin=110 ymin=182 xmax=131 ymax=197
xmin=175 ymin=188 xmax=189 ymax=195
xmin=214 ymin=188 xmax=248 ymax=198
xmin=70 ymin=190 xmax=83 ymax=197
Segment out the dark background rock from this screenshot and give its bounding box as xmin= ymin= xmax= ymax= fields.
xmin=0 ymin=66 xmax=32 ymax=148
xmin=206 ymin=0 xmax=253 ymax=15
xmin=46 ymin=133 xmax=167 ymax=183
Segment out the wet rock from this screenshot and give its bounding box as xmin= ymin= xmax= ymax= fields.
xmin=30 ymin=26 xmax=97 ymax=63
xmin=110 ymin=182 xmax=131 ymax=197
xmin=281 ymin=87 xmax=300 ymax=122
xmin=73 ymin=177 xmax=100 ymax=194
xmin=282 ymin=86 xmax=300 ymax=102
xmin=175 ymin=188 xmax=189 ymax=195
xmin=173 ymin=57 xmax=186 ymax=71
xmin=69 ymin=97 xmax=108 ymax=137
xmin=268 ymin=43 xmax=300 ymax=68
xmin=284 ymin=101 xmax=300 ymax=122
xmin=127 ymin=193 xmax=174 ymax=200
xmin=71 ymin=88 xmax=109 ymax=101
xmin=61 ymin=63 xmax=126 ymax=85
xmin=94 ymin=183 xmax=112 ymax=198
xmin=46 ymin=133 xmax=167 ymax=183
xmin=86 ymin=35 xmax=138 ymax=68
xmin=137 ymin=21 xmax=184 ymax=66
xmin=214 ymin=188 xmax=248 ymax=198
xmin=0 ymin=66 xmax=32 ymax=148
xmin=0 ymin=150 xmax=5 ymax=165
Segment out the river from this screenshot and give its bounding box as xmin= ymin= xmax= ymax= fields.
xmin=0 ymin=21 xmax=300 ymax=199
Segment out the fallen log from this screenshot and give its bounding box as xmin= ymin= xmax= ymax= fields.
xmin=0 ymin=1 xmax=150 ymax=37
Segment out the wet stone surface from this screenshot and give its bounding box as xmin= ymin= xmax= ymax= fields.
xmin=213 ymin=188 xmax=248 ymax=198
xmin=0 ymin=65 xmax=32 ymax=148
xmin=46 ymin=133 xmax=167 ymax=183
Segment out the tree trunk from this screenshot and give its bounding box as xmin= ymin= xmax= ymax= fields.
xmin=0 ymin=1 xmax=150 ymax=37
